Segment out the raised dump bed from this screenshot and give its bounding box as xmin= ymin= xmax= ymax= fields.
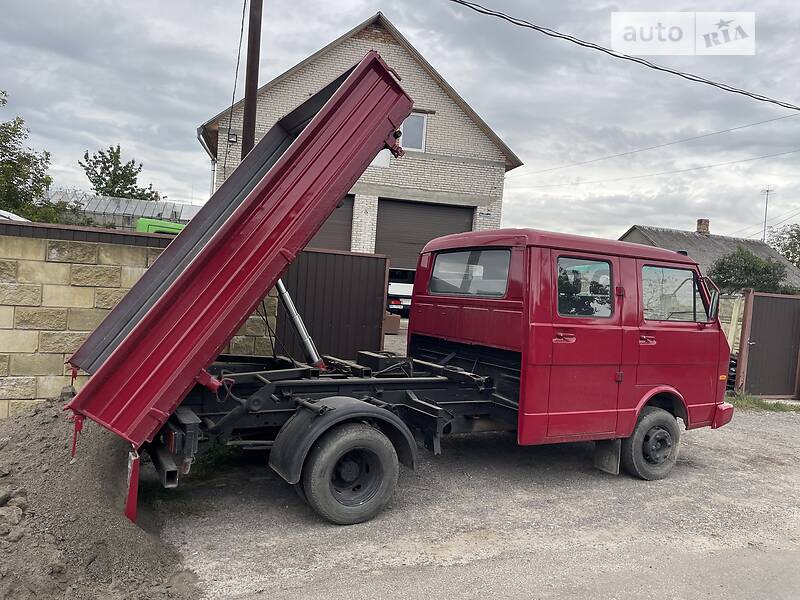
xmin=67 ymin=51 xmax=413 ymax=448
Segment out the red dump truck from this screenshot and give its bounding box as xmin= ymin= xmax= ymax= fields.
xmin=65 ymin=51 xmax=733 ymax=525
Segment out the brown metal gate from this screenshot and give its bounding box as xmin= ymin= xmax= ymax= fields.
xmin=736 ymin=290 xmax=800 ymax=398
xmin=276 ymin=248 xmax=388 ymax=360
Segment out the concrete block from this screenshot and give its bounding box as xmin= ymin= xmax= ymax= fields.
xmin=0 ymin=400 xmax=8 ymax=419
xmin=8 ymin=400 xmax=43 ymax=417
xmin=0 ymin=307 xmax=13 ymax=329
xmin=14 ymin=306 xmax=68 ymax=329
xmin=36 ymin=375 xmax=73 ymax=399
xmin=0 ymin=237 xmax=45 ymax=260
xmin=98 ymin=244 xmax=147 ymax=267
xmin=229 ymin=336 xmax=255 ymax=355
xmin=67 ymin=307 xmax=110 ymax=330
xmin=70 ymin=264 xmax=121 ymax=287
xmin=120 ymin=266 xmax=147 ymax=288
xmin=9 ymin=353 xmax=65 ymax=376
xmin=147 ymin=247 xmax=163 ymax=266
xmin=0 ymin=330 xmax=38 ymax=352
xmin=38 ymin=331 xmax=88 ymax=354
xmin=0 ymin=355 xmax=8 ymax=377
xmin=46 ymin=240 xmax=97 ymax=264
xmin=0 ymin=377 xmax=37 ymax=400
xmin=42 ymin=285 xmax=94 ymax=308
xmin=0 ymin=260 xmax=16 ymax=282
xmin=94 ymin=288 xmax=128 ymax=309
xmin=254 ymin=336 xmax=277 ymax=356
xmin=238 ymin=316 xmax=267 ymax=337
xmin=0 ymin=283 xmax=42 ymax=306
xmin=16 ymin=260 xmax=70 ymax=285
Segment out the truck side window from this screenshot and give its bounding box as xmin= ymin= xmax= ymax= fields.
xmin=642 ymin=266 xmax=708 ymax=322
xmin=429 ymin=249 xmax=510 ymax=297
xmin=557 ymin=257 xmax=612 ymax=318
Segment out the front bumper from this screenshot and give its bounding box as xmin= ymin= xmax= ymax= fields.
xmin=711 ymin=401 xmax=734 ymax=429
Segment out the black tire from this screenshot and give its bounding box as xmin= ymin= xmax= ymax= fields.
xmin=621 ymin=406 xmax=680 ymax=480
xmin=301 ymin=422 xmax=399 ymax=525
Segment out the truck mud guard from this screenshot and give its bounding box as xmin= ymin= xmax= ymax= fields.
xmin=269 ymin=396 xmax=417 ymax=485
xmin=66 ymin=51 xmax=412 ymax=447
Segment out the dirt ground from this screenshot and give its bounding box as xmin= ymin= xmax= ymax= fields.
xmin=156 ymin=410 xmax=800 ymax=599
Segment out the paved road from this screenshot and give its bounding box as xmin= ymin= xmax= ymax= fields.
xmin=158 ymin=411 xmax=800 ymax=599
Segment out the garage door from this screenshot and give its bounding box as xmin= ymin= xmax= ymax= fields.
xmin=376 ymin=199 xmax=474 ymax=269
xmin=308 ymin=195 xmax=353 ymax=251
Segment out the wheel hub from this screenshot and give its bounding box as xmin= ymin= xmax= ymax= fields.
xmin=330 ymin=448 xmax=383 ymax=507
xmin=642 ymin=426 xmax=673 ymax=465
xmin=337 ymin=458 xmax=361 ymax=483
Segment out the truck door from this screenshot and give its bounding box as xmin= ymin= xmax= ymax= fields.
xmin=635 ymin=261 xmax=719 ymax=426
xmin=547 ymin=251 xmax=622 ymax=437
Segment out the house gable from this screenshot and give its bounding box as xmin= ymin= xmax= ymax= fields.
xmin=199 ymin=13 xmax=521 ymax=172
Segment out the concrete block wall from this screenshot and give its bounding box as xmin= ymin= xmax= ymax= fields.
xmin=0 ymin=233 xmax=277 ymax=418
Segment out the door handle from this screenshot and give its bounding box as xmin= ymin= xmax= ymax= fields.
xmin=639 ymin=335 xmax=656 ymax=345
xmin=553 ymin=332 xmax=576 ymax=343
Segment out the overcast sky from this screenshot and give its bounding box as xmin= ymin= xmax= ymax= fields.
xmin=2 ymin=0 xmax=798 ymax=240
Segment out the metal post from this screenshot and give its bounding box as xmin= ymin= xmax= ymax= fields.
xmin=761 ymin=185 xmax=773 ymax=242
xmin=275 ymin=279 xmax=325 ymax=369
xmin=241 ymin=0 xmax=263 ymax=159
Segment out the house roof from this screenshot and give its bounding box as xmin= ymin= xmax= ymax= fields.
xmin=620 ymin=224 xmax=800 ymax=288
xmin=198 ymin=12 xmax=522 ymax=171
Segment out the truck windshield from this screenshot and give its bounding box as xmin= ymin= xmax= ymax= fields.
xmin=429 ymin=249 xmax=510 ymax=297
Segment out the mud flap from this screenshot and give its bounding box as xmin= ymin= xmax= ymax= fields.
xmin=124 ymin=448 xmax=140 ymax=522
xmin=593 ymin=439 xmax=621 ymax=475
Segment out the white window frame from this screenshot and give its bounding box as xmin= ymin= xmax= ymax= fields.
xmin=400 ymin=112 xmax=427 ymax=152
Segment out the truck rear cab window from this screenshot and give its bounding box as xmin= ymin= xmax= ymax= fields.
xmin=557 ymin=257 xmax=613 ymax=318
xmin=429 ymin=249 xmax=510 ymax=297
xmin=642 ymin=265 xmax=708 ymax=322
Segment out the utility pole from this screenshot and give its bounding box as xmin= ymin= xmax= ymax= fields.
xmin=761 ymin=185 xmax=774 ymax=241
xmin=241 ymin=0 xmax=263 ymax=159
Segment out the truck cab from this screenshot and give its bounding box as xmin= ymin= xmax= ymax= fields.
xmin=410 ymin=229 xmax=733 ymax=476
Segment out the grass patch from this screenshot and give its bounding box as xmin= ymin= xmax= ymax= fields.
xmin=727 ymin=392 xmax=800 ymax=412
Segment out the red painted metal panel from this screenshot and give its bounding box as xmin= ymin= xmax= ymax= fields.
xmin=67 ymin=51 xmax=412 ymax=446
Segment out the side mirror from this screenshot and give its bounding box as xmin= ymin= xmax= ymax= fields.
xmin=707 ymin=289 xmax=720 ymax=321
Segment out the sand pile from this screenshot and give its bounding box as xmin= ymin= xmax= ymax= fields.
xmin=0 ymin=399 xmax=197 ymax=599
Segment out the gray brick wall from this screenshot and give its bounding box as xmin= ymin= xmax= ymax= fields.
xmin=210 ymin=21 xmax=511 ymax=249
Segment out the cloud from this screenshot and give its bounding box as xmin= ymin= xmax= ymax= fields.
xmin=1 ymin=0 xmax=797 ymax=235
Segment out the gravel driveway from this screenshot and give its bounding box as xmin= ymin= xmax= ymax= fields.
xmin=159 ymin=411 xmax=800 ymax=599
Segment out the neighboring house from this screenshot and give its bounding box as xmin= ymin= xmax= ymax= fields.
xmin=620 ymin=219 xmax=800 ymax=289
xmin=46 ymin=189 xmax=202 ymax=231
xmin=197 ymin=12 xmax=521 ymax=271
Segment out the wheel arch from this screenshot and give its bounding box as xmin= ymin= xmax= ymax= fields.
xmin=635 ymin=386 xmax=689 ymax=429
xmin=269 ymin=396 xmax=417 ymax=485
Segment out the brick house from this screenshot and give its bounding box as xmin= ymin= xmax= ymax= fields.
xmin=197 ymin=12 xmax=522 ymax=270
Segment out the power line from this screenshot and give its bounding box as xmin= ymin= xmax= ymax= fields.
xmin=726 ymin=205 xmax=800 ymax=238
xmin=221 ymin=0 xmax=249 ymax=179
xmin=515 ymin=148 xmax=800 ymax=189
xmin=516 ymin=113 xmax=800 ymax=176
xmin=741 ymin=206 xmax=800 ymax=239
xmin=447 ymin=0 xmax=800 ymax=112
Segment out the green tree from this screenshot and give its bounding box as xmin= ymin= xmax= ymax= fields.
xmin=708 ymin=246 xmax=792 ymax=293
xmin=0 ymin=90 xmax=77 ymax=223
xmin=79 ymin=144 xmax=162 ymax=201
xmin=768 ymin=223 xmax=800 ymax=269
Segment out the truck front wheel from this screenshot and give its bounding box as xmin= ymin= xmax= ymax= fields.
xmin=302 ymin=422 xmax=399 ymax=525
xmin=621 ymin=406 xmax=680 ymax=480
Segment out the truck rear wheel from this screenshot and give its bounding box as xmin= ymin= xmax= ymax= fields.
xmin=621 ymin=406 xmax=680 ymax=480
xmin=301 ymin=422 xmax=399 ymax=525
